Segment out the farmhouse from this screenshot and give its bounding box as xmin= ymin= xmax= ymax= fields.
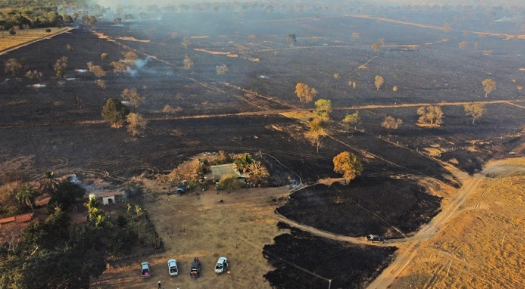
xmin=89 ymin=190 xmax=124 ymax=205
xmin=204 ymin=163 xmax=246 ymax=183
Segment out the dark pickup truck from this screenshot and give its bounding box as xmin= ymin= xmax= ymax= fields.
xmin=190 ymin=257 xmax=201 ymax=280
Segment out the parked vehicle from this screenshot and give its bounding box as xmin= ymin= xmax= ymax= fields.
xmin=141 ymin=262 xmax=151 ymax=278
xmin=167 ymin=259 xmax=178 ymax=276
xmin=190 ymin=257 xmax=201 ymax=279
xmin=214 ymin=257 xmax=228 ymax=274
xmin=366 ymin=234 xmax=385 ymax=243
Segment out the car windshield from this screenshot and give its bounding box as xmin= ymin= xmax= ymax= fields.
xmin=216 ymin=264 xmax=223 ymax=269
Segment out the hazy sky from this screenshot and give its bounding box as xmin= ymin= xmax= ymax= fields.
xmin=93 ymin=0 xmax=525 ymax=10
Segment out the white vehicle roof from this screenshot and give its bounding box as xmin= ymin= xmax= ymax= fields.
xmin=168 ymin=259 xmax=177 ymax=265
xmin=217 ymin=257 xmax=227 ymax=263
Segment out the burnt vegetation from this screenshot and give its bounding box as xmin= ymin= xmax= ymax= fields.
xmin=1 ymin=0 xmax=525 ymax=288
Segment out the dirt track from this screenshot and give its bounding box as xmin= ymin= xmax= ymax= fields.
xmin=365 ymin=159 xmax=524 ymax=289
xmin=272 ymin=159 xmax=524 ymax=288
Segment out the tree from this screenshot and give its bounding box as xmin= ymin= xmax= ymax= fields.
xmin=286 ymin=34 xmax=296 ymax=46
xmin=38 ymin=171 xmax=58 ymax=195
xmin=100 ymin=53 xmax=109 ymax=61
xmin=246 ymin=161 xmax=269 ymax=186
xmin=381 ymin=116 xmax=403 ymax=136
xmin=307 ymin=117 xmax=327 ymax=152
xmin=121 ymin=88 xmax=144 ymax=112
xmin=126 ymin=112 xmax=148 ymax=137
xmin=54 ymin=56 xmax=67 ymax=78
xmin=15 ymin=183 xmax=38 ymax=213
xmin=417 ymin=105 xmax=444 ymax=127
xmin=392 ymin=85 xmax=398 ymax=92
xmin=218 ymin=173 xmax=241 ymax=192
xmin=102 ymin=98 xmax=130 ymax=127
xmin=333 ymin=151 xmax=363 ymax=183
xmin=459 ymin=41 xmax=468 ymax=49
xmin=4 ymin=58 xmax=23 ymax=77
xmin=464 ymin=103 xmax=485 ymax=124
xmin=85 ymin=197 xmax=100 ymax=220
xmin=379 ymin=38 xmax=385 ymax=46
xmin=89 ymin=64 xmax=106 ymax=78
xmin=46 ymin=180 xmax=86 ymax=213
xmin=482 ymin=79 xmax=496 ymax=97
xmin=342 ymin=111 xmax=360 ymax=129
xmin=25 ymin=70 xmax=43 ymax=83
xmin=182 ymin=38 xmax=191 ymax=49
xmin=234 ymin=153 xmax=255 ymax=173
xmin=375 ymin=75 xmax=384 ymax=90
xmin=216 ymin=64 xmax=228 ymax=75
xmin=371 ymin=43 xmax=380 ymax=50
xmin=295 ymin=83 xmax=317 ymax=102
xmin=314 ymin=99 xmax=332 ymax=119
xmin=183 ymin=54 xmax=194 ymax=70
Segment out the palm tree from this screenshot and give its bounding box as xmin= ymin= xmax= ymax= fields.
xmin=135 ymin=204 xmax=144 ymax=217
xmin=85 ymin=197 xmax=100 ymax=219
xmin=39 ymin=171 xmax=58 ymax=195
xmin=16 ymin=183 xmax=38 ymax=213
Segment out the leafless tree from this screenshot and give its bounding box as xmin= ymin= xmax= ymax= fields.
xmin=375 ymin=75 xmax=384 ymax=90
xmin=482 ymin=79 xmax=496 ymax=97
xmin=381 ymin=116 xmax=402 ymax=136
xmin=464 ymin=103 xmax=485 ymax=124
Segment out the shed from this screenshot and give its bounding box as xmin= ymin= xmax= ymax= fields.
xmin=204 ymin=163 xmax=246 ymax=182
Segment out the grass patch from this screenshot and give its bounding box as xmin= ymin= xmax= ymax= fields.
xmin=0 ymin=27 xmax=69 ymax=52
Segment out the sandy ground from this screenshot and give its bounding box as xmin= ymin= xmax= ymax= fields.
xmin=366 ymin=157 xmax=525 ymax=289
xmin=92 ymin=184 xmax=292 ymax=289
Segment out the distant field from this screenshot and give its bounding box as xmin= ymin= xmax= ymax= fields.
xmin=391 ymin=158 xmax=525 ymax=289
xmin=0 ymin=27 xmax=68 ymax=52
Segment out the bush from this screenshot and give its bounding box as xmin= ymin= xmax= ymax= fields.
xmin=45 ymin=28 xmax=51 ymax=33
xmin=107 ymin=228 xmax=138 ymax=257
xmin=101 ymin=98 xmax=130 ymax=127
xmin=116 ymin=215 xmax=128 ymax=228
xmin=9 ymin=28 xmax=16 ymax=35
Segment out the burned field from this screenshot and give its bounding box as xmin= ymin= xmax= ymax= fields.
xmin=263 ymin=223 xmax=397 ymax=289
xmin=1 ymin=7 xmax=525 ymax=289
xmin=278 ymin=179 xmax=441 ymax=238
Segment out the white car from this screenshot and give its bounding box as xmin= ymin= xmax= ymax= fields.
xmin=215 ymin=257 xmax=228 ymax=273
xmin=167 ymin=259 xmax=178 ymax=276
xmin=141 ymin=262 xmax=151 ymax=278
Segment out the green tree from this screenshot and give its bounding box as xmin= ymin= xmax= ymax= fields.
xmin=16 ymin=183 xmax=38 ymax=213
xmin=307 ymin=117 xmax=327 ymax=152
xmin=46 ymin=180 xmax=86 ymax=214
xmin=342 ymin=111 xmax=360 ymax=129
xmin=101 ymin=98 xmax=130 ymax=127
xmin=219 ymin=173 xmax=241 ymax=192
xmin=234 ymin=153 xmax=255 ymax=173
xmin=314 ymin=99 xmax=332 ymax=119
xmin=333 ymin=151 xmax=363 ymax=183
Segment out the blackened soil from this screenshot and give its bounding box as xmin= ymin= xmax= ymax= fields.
xmin=263 ymin=223 xmax=397 ymax=289
xmin=278 ymin=178 xmax=441 ymax=238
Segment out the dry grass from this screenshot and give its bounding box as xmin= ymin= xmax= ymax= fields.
xmin=391 ymin=160 xmax=525 ymax=289
xmin=0 ymin=28 xmax=69 ymax=52
xmin=280 ymin=110 xmax=315 ymax=122
xmin=92 ymin=179 xmax=291 ymax=289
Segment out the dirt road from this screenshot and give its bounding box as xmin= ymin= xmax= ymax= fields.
xmin=366 ymin=160 xmax=523 ymax=289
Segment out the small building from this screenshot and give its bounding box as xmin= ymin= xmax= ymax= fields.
xmin=89 ymin=191 xmax=124 ymax=205
xmin=204 ymin=163 xmax=246 ymax=183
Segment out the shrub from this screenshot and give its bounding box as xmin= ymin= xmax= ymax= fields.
xmin=45 ymin=28 xmax=51 ymax=33
xmin=9 ymin=28 xmax=16 ymax=35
